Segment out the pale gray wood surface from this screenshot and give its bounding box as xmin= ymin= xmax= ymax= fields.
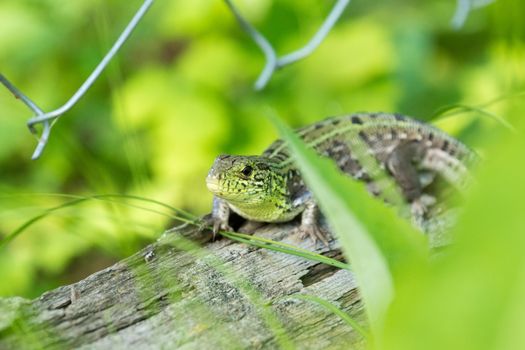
xmin=0 ymin=221 xmax=366 ymax=349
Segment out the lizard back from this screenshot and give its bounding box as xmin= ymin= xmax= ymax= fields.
xmin=263 ymin=112 xmax=478 ymax=200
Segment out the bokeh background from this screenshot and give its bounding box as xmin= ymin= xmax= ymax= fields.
xmin=1 ymin=0 xmax=523 ymax=298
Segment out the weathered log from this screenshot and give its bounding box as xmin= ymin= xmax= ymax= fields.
xmin=0 ymin=221 xmax=367 ymax=349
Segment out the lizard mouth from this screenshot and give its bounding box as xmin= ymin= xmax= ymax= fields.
xmin=206 ymin=176 xmax=242 ymax=200
xmin=205 ymin=176 xmax=221 ymax=193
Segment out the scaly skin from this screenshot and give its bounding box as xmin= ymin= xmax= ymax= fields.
xmin=205 ymin=112 xmax=477 ymax=245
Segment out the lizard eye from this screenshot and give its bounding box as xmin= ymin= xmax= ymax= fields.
xmin=241 ymin=165 xmax=253 ymax=177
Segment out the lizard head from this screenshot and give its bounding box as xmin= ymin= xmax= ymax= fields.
xmin=206 ymin=155 xmax=287 ymax=208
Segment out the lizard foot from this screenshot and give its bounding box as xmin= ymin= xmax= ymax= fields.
xmin=410 ymin=194 xmax=436 ymax=229
xmin=199 ymin=214 xmax=233 ymax=240
xmin=295 ymin=223 xmax=330 ymax=247
xmin=410 ymin=194 xmax=436 ymax=217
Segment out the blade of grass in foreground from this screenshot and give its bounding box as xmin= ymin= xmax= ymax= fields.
xmin=276 ymin=294 xmax=370 ymax=340
xmin=1 ymin=193 xmax=349 ymax=272
xmin=268 ymin=110 xmax=427 ymax=337
xmin=220 ymin=231 xmax=351 ymax=270
xmin=432 ymin=103 xmax=517 ymax=133
xmin=0 ymin=194 xmax=197 ymax=248
xmin=381 ymin=114 xmax=525 ymax=350
xmin=164 ymin=234 xmax=295 ymax=350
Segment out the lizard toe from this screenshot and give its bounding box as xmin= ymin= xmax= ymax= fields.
xmin=213 ymin=221 xmax=233 ymax=239
xmin=296 ymin=224 xmax=330 ymax=247
xmin=199 ymin=215 xmax=232 ymax=240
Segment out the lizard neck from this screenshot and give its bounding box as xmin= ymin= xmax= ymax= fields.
xmin=226 ymin=169 xmax=301 ymax=223
xmin=228 ymin=200 xmax=299 ymax=223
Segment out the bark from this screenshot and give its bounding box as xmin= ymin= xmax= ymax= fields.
xmin=0 ymin=221 xmax=366 ymax=350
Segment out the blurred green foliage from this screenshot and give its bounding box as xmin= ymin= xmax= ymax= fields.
xmin=0 ymin=0 xmax=523 ymax=307
xmin=381 ymin=114 xmax=525 ymax=350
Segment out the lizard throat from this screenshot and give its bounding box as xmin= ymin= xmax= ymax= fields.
xmin=228 ymin=200 xmax=300 ymax=223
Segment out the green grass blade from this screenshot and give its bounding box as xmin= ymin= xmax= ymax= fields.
xmin=163 ymin=234 xmax=296 ymax=350
xmin=268 ymin=110 xmax=427 ymax=336
xmin=0 ymin=198 xmax=88 ymax=248
xmin=220 ymin=231 xmax=351 ymax=270
xmin=277 ymin=294 xmax=370 ymax=340
xmin=381 ymin=115 xmax=525 ymax=350
xmin=0 ymin=194 xmax=198 ymax=249
xmin=1 ymin=192 xmax=349 ymax=271
xmin=431 ymin=104 xmax=517 ymax=133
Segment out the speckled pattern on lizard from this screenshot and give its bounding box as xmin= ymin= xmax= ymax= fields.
xmin=204 ymin=112 xmax=478 ymax=245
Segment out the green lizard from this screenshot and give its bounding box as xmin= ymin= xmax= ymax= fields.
xmin=205 ymin=112 xmax=477 ymax=244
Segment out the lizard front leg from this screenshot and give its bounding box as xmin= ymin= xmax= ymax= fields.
xmin=202 ymin=196 xmax=233 ymax=238
xmin=292 ymin=192 xmax=330 ymax=246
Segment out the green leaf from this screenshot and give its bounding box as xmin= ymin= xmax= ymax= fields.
xmin=268 ymin=110 xmax=427 ymax=337
xmin=382 ymin=118 xmax=525 ymax=350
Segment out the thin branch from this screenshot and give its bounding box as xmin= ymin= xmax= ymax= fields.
xmin=0 ymin=0 xmax=154 ymax=160
xmin=224 ymin=0 xmax=350 ymax=91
